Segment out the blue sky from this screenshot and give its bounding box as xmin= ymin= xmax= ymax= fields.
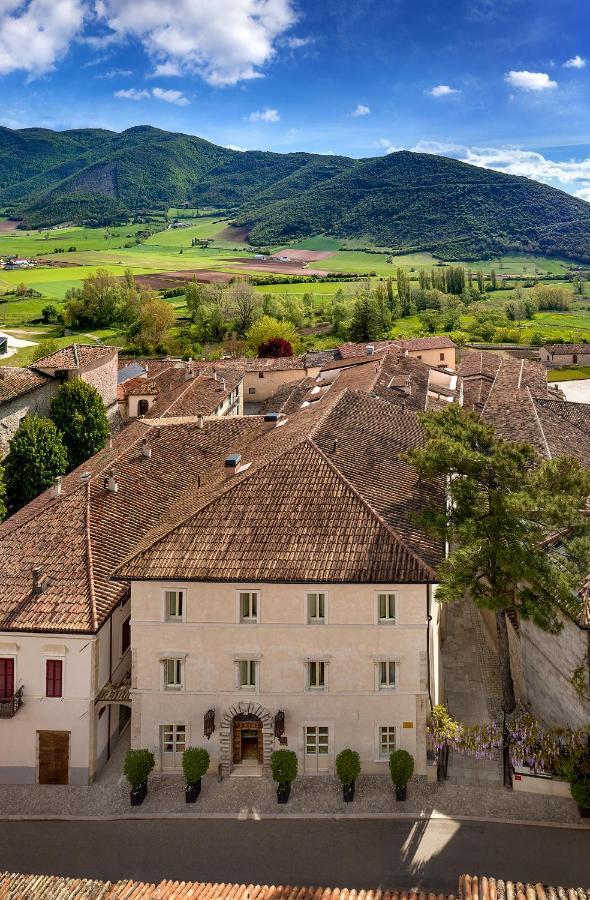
xmin=2 ymin=0 xmax=590 ymax=197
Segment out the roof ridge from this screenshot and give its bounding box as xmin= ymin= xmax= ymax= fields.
xmin=73 ymin=343 xmax=80 ymax=367
xmin=84 ymin=481 xmax=98 ymax=631
xmin=309 ymin=437 xmax=437 ymax=581
xmin=526 ymin=386 xmax=552 ymax=459
xmin=159 ymin=366 xmax=210 ymax=416
xmin=479 ymin=356 xmax=503 ymax=417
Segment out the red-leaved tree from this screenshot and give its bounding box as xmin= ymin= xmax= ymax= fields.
xmin=258 ymin=338 xmax=294 ymax=358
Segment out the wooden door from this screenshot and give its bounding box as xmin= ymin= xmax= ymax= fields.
xmin=232 ymin=722 xmax=242 ymax=764
xmin=0 ymin=658 xmax=14 ymax=699
xmin=38 ymin=731 xmax=69 ymax=784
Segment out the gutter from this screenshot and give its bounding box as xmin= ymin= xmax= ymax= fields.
xmin=426 ymin=584 xmax=433 ymax=711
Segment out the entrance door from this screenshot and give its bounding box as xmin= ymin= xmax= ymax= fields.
xmin=38 ymin=731 xmax=69 ymax=784
xmin=232 ymin=714 xmax=262 ymax=765
xmin=160 ymin=724 xmax=186 ymax=771
xmin=304 ymin=725 xmax=330 ymax=773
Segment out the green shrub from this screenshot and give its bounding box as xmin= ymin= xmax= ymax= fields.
xmin=124 ymin=748 xmax=155 ymax=790
xmin=336 ymin=749 xmax=361 ymax=785
xmin=389 ymin=749 xmax=414 ymax=787
xmin=570 ymin=779 xmax=590 ymax=810
xmin=182 ymin=747 xmax=210 ymax=784
xmin=271 ymin=749 xmax=298 ymax=784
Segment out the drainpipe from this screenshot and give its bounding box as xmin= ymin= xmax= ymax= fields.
xmin=107 ymin=615 xmax=113 ymax=763
xmin=426 ymin=584 xmax=433 ymax=711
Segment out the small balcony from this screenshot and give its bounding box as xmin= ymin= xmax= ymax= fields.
xmin=0 ymin=686 xmax=24 ymax=718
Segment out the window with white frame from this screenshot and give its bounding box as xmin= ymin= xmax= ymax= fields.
xmin=307 ymin=592 xmax=326 ymax=623
xmin=239 ymin=591 xmax=259 ymax=623
xmin=163 ymin=658 xmax=183 ymax=690
xmin=377 ymin=592 xmax=396 ymax=624
xmin=164 ymin=590 xmax=184 ymax=621
xmin=378 ymin=725 xmax=396 ymax=759
xmin=378 ymin=660 xmax=397 ymax=690
xmin=238 ymin=659 xmax=257 ymax=689
xmin=306 ymin=660 xmax=326 ymax=691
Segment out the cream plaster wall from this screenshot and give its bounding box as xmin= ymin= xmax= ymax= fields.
xmin=243 ymin=369 xmax=307 ymax=402
xmin=130 ymin=581 xmax=435 ymax=776
xmin=409 ymin=348 xmax=456 ymax=370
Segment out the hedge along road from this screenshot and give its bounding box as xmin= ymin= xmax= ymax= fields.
xmin=0 ymin=819 xmax=589 ymax=891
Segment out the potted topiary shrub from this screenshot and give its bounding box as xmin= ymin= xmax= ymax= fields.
xmin=389 ymin=749 xmax=414 ymax=801
xmin=336 ymin=748 xmax=361 ymax=802
xmin=271 ymin=749 xmax=298 ymax=804
xmin=182 ymin=747 xmax=210 ymax=803
xmin=570 ymin=779 xmax=590 ymax=818
xmin=124 ymin=748 xmax=155 ymax=806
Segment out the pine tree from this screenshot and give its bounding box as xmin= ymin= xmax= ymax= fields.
xmin=477 ymin=271 xmax=485 ymax=293
xmin=490 ymin=269 xmax=497 ymax=290
xmin=407 ymin=405 xmax=590 ymax=713
xmin=349 ymin=294 xmax=381 ymax=341
xmin=396 ymin=268 xmax=411 ymax=316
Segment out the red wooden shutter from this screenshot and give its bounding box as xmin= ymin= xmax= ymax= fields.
xmin=0 ymin=659 xmax=14 ymax=699
xmin=46 ymin=660 xmax=63 ymax=698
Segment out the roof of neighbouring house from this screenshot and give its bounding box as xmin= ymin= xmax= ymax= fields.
xmin=117 ymin=362 xmax=146 ymax=383
xmin=395 ymin=336 xmax=456 ymax=352
xmin=1 ymin=872 xmax=588 ymax=900
xmin=544 ymin=343 xmax=590 ymax=354
xmin=0 ymin=366 xmax=51 ymax=404
xmin=32 ymin=343 xmax=117 ymax=371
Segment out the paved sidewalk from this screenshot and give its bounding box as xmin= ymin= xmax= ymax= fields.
xmin=0 ymin=773 xmax=584 ymax=824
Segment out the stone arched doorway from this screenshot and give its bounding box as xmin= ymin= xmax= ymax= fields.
xmin=219 ymin=701 xmax=274 ymax=775
xmin=137 ymin=399 xmax=149 ymax=416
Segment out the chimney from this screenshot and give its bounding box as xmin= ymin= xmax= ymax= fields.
xmin=105 ymin=468 xmax=118 ymax=493
xmin=366 ymin=345 xmax=375 ymax=356
xmin=107 ymin=435 xmax=113 ymax=450
xmin=51 ymin=476 xmax=62 ymax=498
xmin=141 ymin=439 xmax=151 ymax=459
xmin=221 ymin=378 xmax=226 ymax=391
xmin=80 ymin=471 xmax=91 ymax=483
xmin=213 ymin=371 xmax=218 ymax=382
xmin=32 ymin=566 xmax=44 ymax=595
xmin=224 ymin=453 xmax=251 ymax=477
xmin=197 ymin=415 xmax=204 ymax=429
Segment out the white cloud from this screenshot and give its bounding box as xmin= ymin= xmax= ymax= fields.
xmin=406 ymin=139 xmax=590 ymax=201
xmin=95 ymin=0 xmax=297 ymax=86
xmin=0 ymin=0 xmax=84 ymax=76
xmin=152 ymin=86 xmax=190 ymax=105
xmin=351 ymin=103 xmax=370 ymax=117
xmin=427 ymin=84 xmax=460 ymax=97
xmin=148 ymin=61 xmax=182 ymax=78
xmin=504 ymin=70 xmax=557 ymax=91
xmin=114 ymin=87 xmax=150 ymax=100
xmin=564 ymin=55 xmax=586 ymax=69
xmin=376 ymin=138 xmax=402 ymax=154
xmin=97 ymin=67 xmax=133 ymax=78
xmin=248 ymin=107 xmax=280 ymax=123
xmin=284 ymin=35 xmax=312 ymax=48
xmin=225 ymin=144 xmax=246 ymax=151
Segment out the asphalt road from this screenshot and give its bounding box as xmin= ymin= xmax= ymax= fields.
xmin=0 ymin=819 xmax=589 ymax=892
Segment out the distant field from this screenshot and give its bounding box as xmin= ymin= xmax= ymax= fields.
xmin=548 ymin=366 xmax=590 ymax=381
xmin=0 ymin=223 xmax=153 ymax=258
xmin=0 ymin=326 xmax=122 ymax=367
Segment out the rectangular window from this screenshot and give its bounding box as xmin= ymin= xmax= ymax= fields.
xmin=0 ymin=658 xmax=15 ymax=699
xmin=249 ymin=387 xmax=256 ymax=395
xmin=439 ymin=352 xmax=445 ymax=361
xmin=307 ymin=592 xmax=326 ymax=623
xmin=377 ymin=593 xmax=396 ymax=623
xmin=258 ymin=372 xmax=264 ymax=379
xmin=239 ymin=591 xmax=259 ymax=623
xmin=379 ymin=661 xmax=397 ymax=690
xmin=46 ymin=659 xmax=63 ymax=698
xmin=121 ymin=616 xmax=131 ymax=653
xmin=164 ymin=590 xmax=184 ymax=621
xmin=379 ymin=725 xmax=396 ymax=759
xmin=307 ymin=660 xmax=326 ymax=690
xmin=163 ymin=658 xmax=183 ymax=690
xmin=238 ymin=660 xmax=257 ymax=689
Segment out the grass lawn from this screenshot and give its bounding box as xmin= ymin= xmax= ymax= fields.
xmin=547 ymin=366 xmax=590 ymax=381
xmin=0 ymin=326 xmax=122 ymax=367
xmin=0 ymin=223 xmax=155 ymax=258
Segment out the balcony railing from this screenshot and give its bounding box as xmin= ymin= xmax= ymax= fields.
xmin=0 ymin=686 xmax=24 ymax=718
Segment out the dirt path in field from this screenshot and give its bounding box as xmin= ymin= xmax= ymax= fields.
xmin=274 ymin=248 xmax=336 ymax=262
xmin=130 ymin=270 xmax=234 ymax=289
xmin=224 ymin=258 xmax=330 ymax=276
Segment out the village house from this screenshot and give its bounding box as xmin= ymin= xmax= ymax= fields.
xmin=539 ymin=343 xmax=590 ymax=367
xmin=0 ymin=358 xmax=444 ymax=783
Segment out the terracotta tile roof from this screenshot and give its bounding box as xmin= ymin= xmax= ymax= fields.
xmin=233 ymin=356 xmax=308 ymax=371
xmin=544 ymin=343 xmax=590 ymax=354
xmin=535 ymin=398 xmax=590 ymax=434
xmin=395 ymin=336 xmax=456 ymax=352
xmin=0 ymin=366 xmax=51 ymax=404
xmin=115 ymin=389 xmax=443 ymax=584
xmin=371 ymin=353 xmax=431 ymax=412
xmin=117 ymin=375 xmax=161 ymax=400
xmin=337 ymin=340 xmax=398 ymax=360
xmin=459 ymin=875 xmax=590 ymax=900
xmin=158 ymin=368 xmax=242 ymax=419
xmin=32 ymin=343 xmax=117 ymax=371
xmin=0 ymin=873 xmax=460 ymax=900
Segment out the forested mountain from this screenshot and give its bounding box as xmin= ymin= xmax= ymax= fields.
xmin=2 ymin=125 xmax=590 ymax=261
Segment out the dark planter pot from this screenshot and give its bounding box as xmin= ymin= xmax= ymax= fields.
xmin=130 ymin=781 xmax=147 ymax=806
xmin=342 ymin=782 xmax=355 ymax=803
xmin=185 ymin=779 xmax=202 ymax=803
xmin=395 ymin=784 xmax=407 ymax=802
xmin=579 ymin=806 xmax=590 ymax=819
xmin=277 ymin=782 xmax=291 ymax=804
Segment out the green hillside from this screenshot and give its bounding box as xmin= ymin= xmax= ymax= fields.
xmin=2 ymin=125 xmax=590 ymax=261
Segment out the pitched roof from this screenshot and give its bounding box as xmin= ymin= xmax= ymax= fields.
xmin=0 ymin=366 xmax=51 ymax=404
xmin=32 ymin=343 xmax=117 ymax=371
xmin=395 ymin=336 xmax=456 ymax=352
xmin=115 ymin=389 xmax=442 ymax=584
xmin=544 ymin=343 xmax=590 ymax=354
xmin=158 ymin=368 xmax=242 ymax=419
xmin=0 ymin=872 xmax=458 ymax=900
xmin=535 ymin=398 xmax=590 ymax=434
